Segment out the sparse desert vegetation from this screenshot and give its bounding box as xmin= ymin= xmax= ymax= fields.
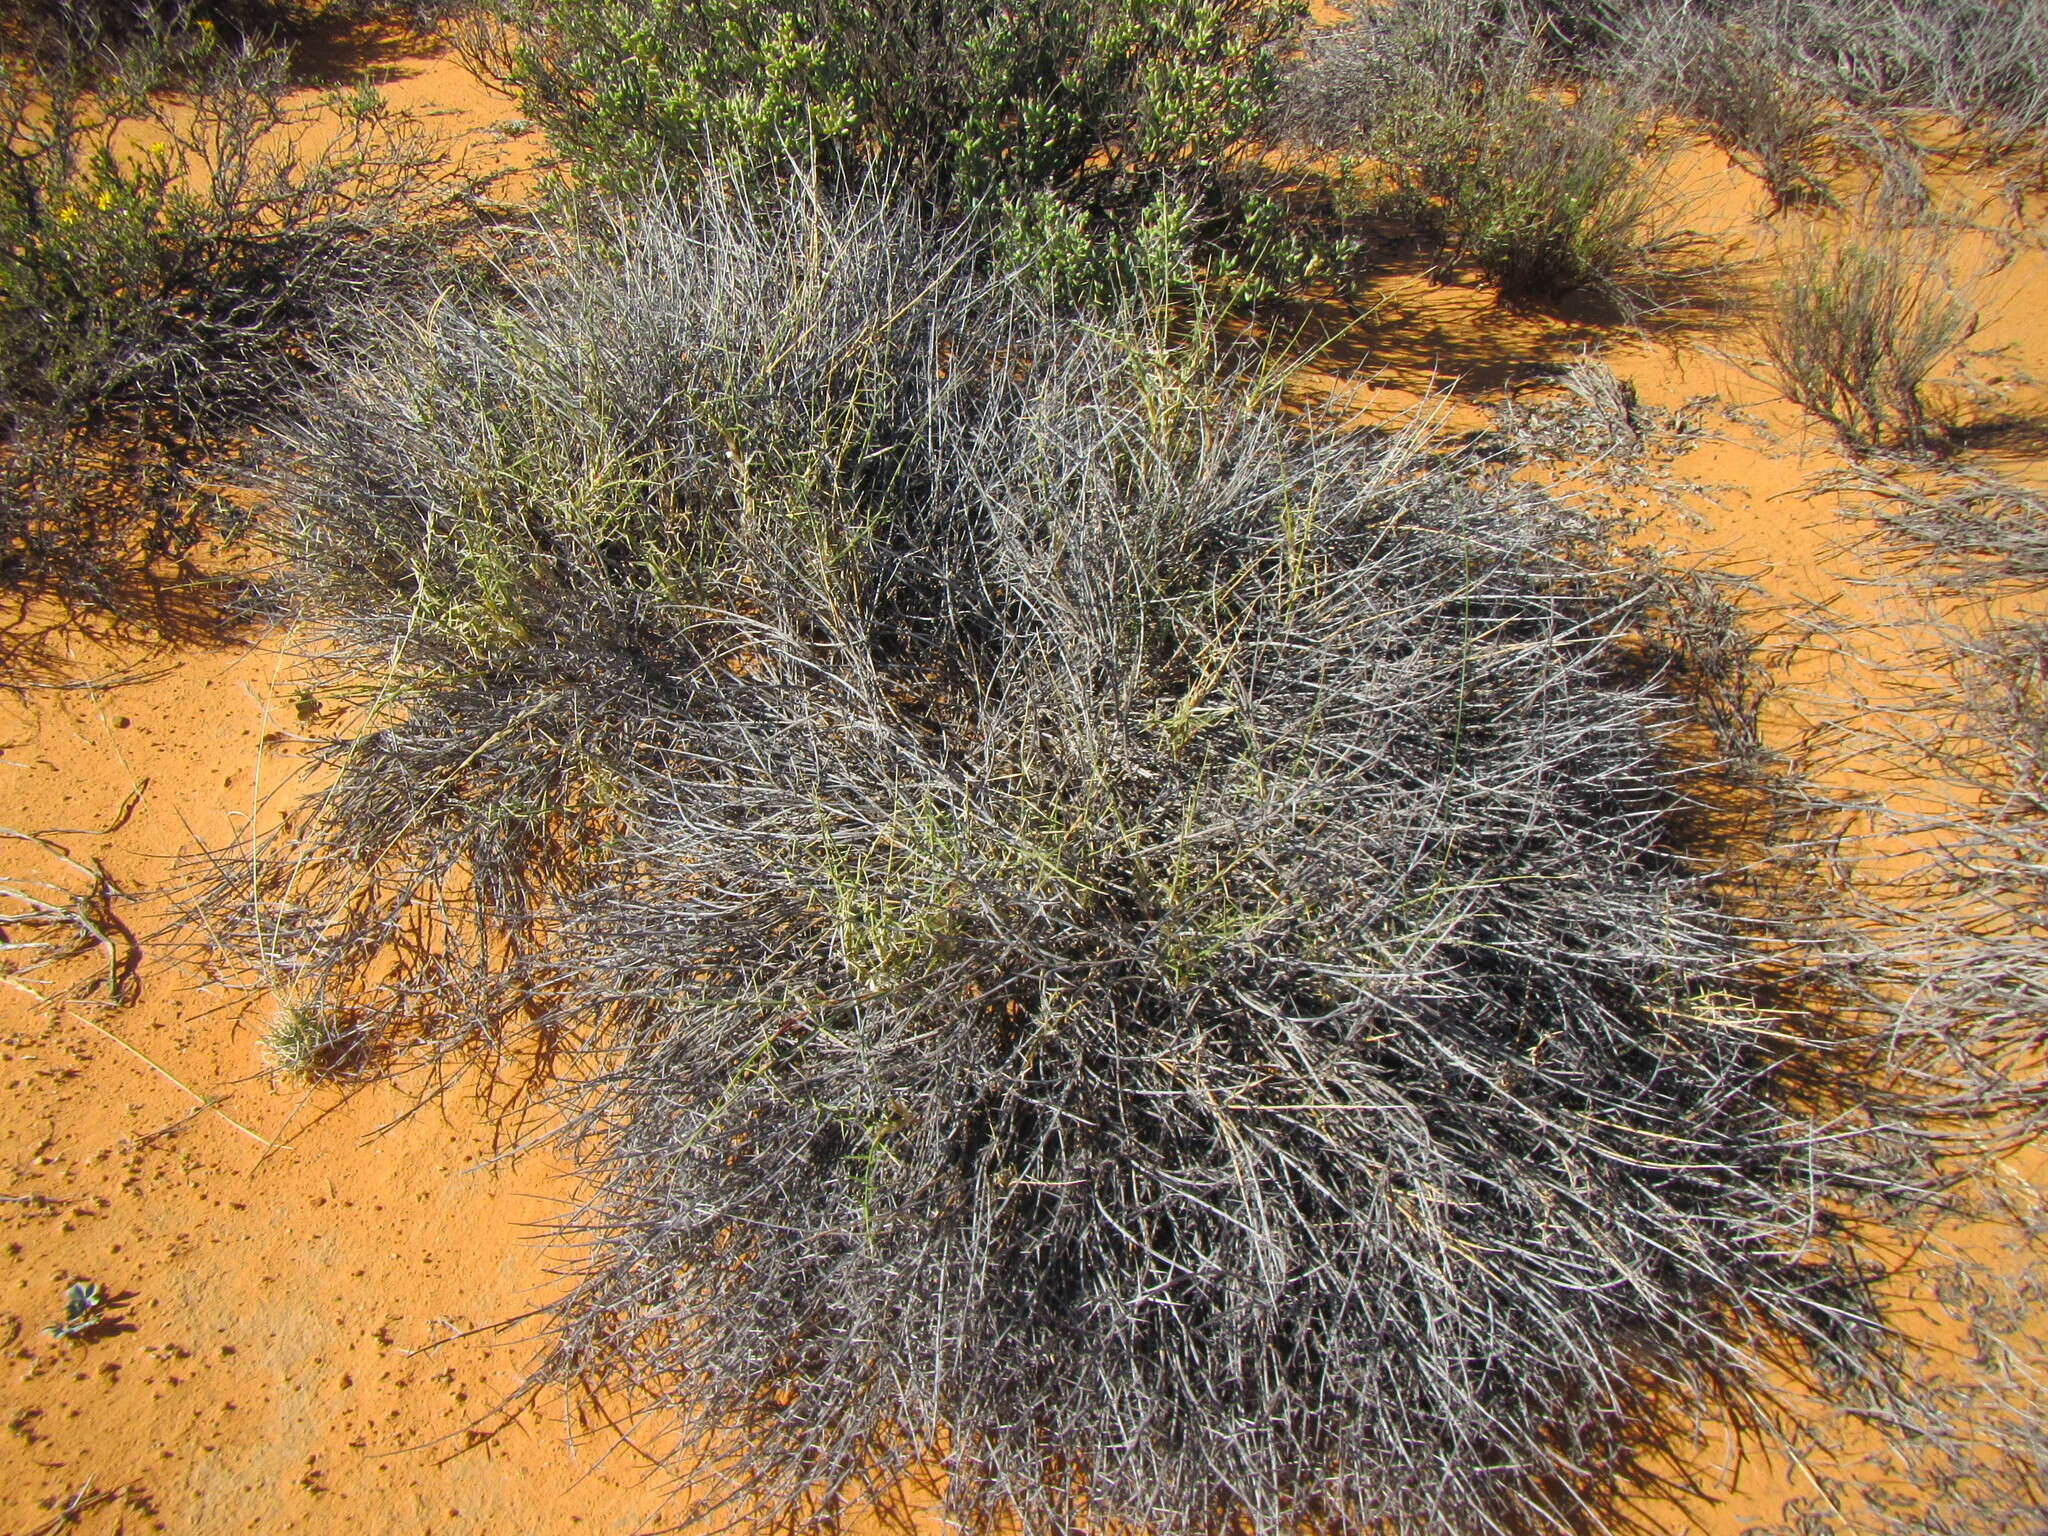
xmin=3 ymin=2 xmax=2048 ymax=1533
xmin=0 ymin=7 xmax=474 ymax=611
xmin=1277 ymin=0 xmax=1666 ymax=302
xmin=1760 ymin=230 xmax=1978 ymax=448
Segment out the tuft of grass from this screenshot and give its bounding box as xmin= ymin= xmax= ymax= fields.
xmin=260 ymin=997 xmax=363 ymax=1078
xmin=1276 ymin=0 xmax=1662 ymax=302
xmin=1422 ymin=80 xmax=1658 ymax=301
xmin=195 ymin=180 xmax=1936 ymax=1536
xmin=1759 ymin=230 xmax=1977 ymax=448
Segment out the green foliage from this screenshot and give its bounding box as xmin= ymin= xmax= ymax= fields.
xmin=1761 ymin=231 xmax=1977 ymax=448
xmin=1278 ymin=3 xmax=1658 ymax=302
xmin=0 ymin=20 xmax=464 ymax=599
xmin=262 ymin=997 xmax=363 ymax=1077
xmin=1 ymin=0 xmax=441 ymax=53
xmin=475 ymin=0 xmax=1316 ymax=299
xmin=1384 ymin=79 xmax=1654 ymax=301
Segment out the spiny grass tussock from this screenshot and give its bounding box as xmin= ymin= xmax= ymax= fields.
xmin=197 ymin=181 xmax=1925 ymax=1536
xmin=261 ymin=994 xmax=365 ymax=1078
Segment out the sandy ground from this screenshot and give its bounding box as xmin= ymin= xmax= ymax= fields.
xmin=3 ymin=37 xmax=2045 ymax=1536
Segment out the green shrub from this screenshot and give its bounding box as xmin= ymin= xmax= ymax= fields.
xmin=471 ymin=0 xmax=1315 ymax=300
xmin=1 ymin=0 xmax=449 ymax=52
xmin=1277 ymin=0 xmax=1658 ymax=302
xmin=1396 ymin=78 xmax=1654 ymax=300
xmin=196 ymin=181 xmax=1925 ymax=1536
xmin=0 ymin=21 xmax=467 ymax=602
xmin=1760 ymin=231 xmax=1976 ymax=448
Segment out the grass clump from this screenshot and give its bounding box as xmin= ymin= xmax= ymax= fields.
xmin=261 ymin=996 xmax=363 ymax=1078
xmin=0 ymin=18 xmax=469 ymax=606
xmin=198 ymin=182 xmax=1927 ymax=1535
xmin=1759 ymin=230 xmax=1976 ymax=448
xmin=467 ymin=0 xmax=1317 ymax=302
xmin=1276 ymin=0 xmax=1660 ymax=303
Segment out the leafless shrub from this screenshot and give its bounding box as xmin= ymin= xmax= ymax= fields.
xmin=195 ymin=180 xmax=1939 ymax=1536
xmin=1820 ymin=463 xmax=2048 ymax=1129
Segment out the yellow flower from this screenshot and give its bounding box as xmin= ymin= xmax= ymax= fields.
xmin=55 ymin=204 xmax=78 ymax=225
xmin=149 ymin=141 xmax=170 ymax=156
xmin=94 ymin=189 xmax=114 ymax=211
